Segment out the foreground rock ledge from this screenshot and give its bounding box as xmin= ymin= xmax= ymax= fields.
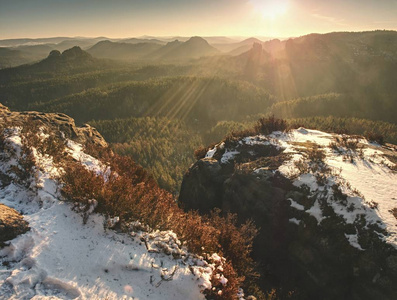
xmin=0 ymin=204 xmax=29 ymax=243
xmin=0 ymin=103 xmax=107 ymax=148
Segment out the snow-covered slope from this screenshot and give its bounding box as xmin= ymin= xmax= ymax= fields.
xmin=0 ymin=127 xmax=219 ymax=299
xmin=206 ymin=128 xmax=397 ymax=249
xmin=272 ymin=128 xmax=397 ymax=248
xmin=179 ymin=125 xmax=397 ymax=299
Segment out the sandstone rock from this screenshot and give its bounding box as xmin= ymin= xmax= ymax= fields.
xmin=179 ymin=137 xmax=397 ymax=300
xmin=0 ymin=204 xmax=29 ymax=243
xmin=0 ymin=104 xmax=107 ymax=147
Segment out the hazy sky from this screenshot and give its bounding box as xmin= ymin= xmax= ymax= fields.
xmin=1 ymin=0 xmax=396 ymax=39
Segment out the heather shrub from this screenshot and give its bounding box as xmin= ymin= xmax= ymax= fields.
xmin=306 ymin=144 xmax=325 ymax=163
xmin=254 ymin=115 xmax=288 ymax=135
xmin=10 ymin=142 xmax=37 ymax=187
xmin=329 ymin=135 xmax=363 ymax=162
xmin=222 ymin=116 xmax=288 ymax=144
xmin=365 ymin=131 xmax=384 ymax=145
xmin=61 ymin=146 xmax=259 ymax=299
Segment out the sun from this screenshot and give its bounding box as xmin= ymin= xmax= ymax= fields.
xmin=250 ymin=0 xmax=289 ymax=20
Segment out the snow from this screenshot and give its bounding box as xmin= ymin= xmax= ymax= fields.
xmin=0 ymin=130 xmax=220 ymax=299
xmin=203 ymin=127 xmax=397 ymax=250
xmin=305 ymin=199 xmax=325 ymax=224
xmin=205 ymin=142 xmax=225 ymax=159
xmin=345 ymin=233 xmax=364 ymax=251
xmin=66 ymin=140 xmax=109 ymax=177
xmin=288 ymin=198 xmax=304 ymax=211
xmin=205 ymin=147 xmax=217 ymax=159
xmin=273 ymin=128 xmax=397 ymax=248
xmin=241 ymin=136 xmax=270 ymax=146
xmin=220 ymin=150 xmax=240 ymax=164
xmin=289 ymin=218 xmax=301 ymax=225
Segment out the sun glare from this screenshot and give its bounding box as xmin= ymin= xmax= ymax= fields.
xmin=251 ymin=0 xmax=289 ymax=20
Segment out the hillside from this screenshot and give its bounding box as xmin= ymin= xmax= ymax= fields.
xmin=0 ymin=48 xmax=34 ymax=68
xmin=0 ymin=105 xmax=259 ymax=299
xmin=31 ymin=76 xmax=273 ymax=126
xmin=179 ymin=117 xmax=397 ymax=299
xmin=87 ymin=40 xmax=163 ymax=60
xmin=0 ymin=39 xmax=105 ymax=69
xmin=0 ymin=47 xmax=110 ymax=84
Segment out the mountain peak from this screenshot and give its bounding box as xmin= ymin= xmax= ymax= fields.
xmin=61 ymin=46 xmax=92 ymax=59
xmin=186 ymin=36 xmax=210 ymax=45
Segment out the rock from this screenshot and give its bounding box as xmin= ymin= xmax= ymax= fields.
xmin=48 ymin=50 xmax=61 ymax=58
xmin=0 ymin=204 xmax=29 ymax=243
xmin=0 ymin=104 xmax=107 ymax=147
xmin=179 ymin=158 xmax=225 ymax=212
xmin=178 ymin=135 xmax=397 ymax=300
xmin=386 ymin=255 xmax=397 ymax=275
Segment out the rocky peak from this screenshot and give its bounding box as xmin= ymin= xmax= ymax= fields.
xmin=179 ymin=128 xmax=397 ymax=299
xmin=186 ymin=36 xmax=210 ymax=46
xmin=61 ymin=46 xmax=91 ymax=59
xmin=48 ymin=49 xmax=61 ymax=58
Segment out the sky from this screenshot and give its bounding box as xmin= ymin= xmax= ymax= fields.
xmin=0 ymin=0 xmax=396 ymax=39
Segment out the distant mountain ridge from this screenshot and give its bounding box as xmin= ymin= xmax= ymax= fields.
xmin=86 ymin=36 xmax=219 ymax=62
xmin=0 ymin=46 xmax=109 ymax=83
xmin=154 ymin=36 xmax=219 ymax=61
xmin=87 ymin=40 xmax=163 ymax=60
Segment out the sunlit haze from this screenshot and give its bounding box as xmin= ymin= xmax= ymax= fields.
xmin=0 ymin=0 xmax=396 ymax=39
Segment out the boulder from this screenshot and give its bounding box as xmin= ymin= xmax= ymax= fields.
xmin=0 ymin=204 xmax=29 ymax=243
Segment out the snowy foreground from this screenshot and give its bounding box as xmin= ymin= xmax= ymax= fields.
xmin=0 ymin=129 xmax=221 ymax=300
xmin=208 ymin=128 xmax=397 ymax=250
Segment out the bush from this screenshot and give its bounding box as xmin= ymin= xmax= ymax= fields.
xmin=365 ymin=131 xmax=384 ymax=145
xmin=254 ymin=115 xmax=288 ymax=135
xmin=220 ymin=116 xmax=289 ymax=144
xmin=61 ymin=146 xmax=259 ymax=299
xmin=306 ymin=145 xmax=325 ymax=163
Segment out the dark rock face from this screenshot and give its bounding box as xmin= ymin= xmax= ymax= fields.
xmin=0 ymin=204 xmax=29 ymax=243
xmin=179 ymin=158 xmax=224 ymax=212
xmin=0 ymin=104 xmax=107 ymax=147
xmin=179 ymin=137 xmax=397 ymax=299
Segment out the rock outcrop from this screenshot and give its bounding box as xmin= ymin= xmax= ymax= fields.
xmin=179 ymin=131 xmax=397 ymax=299
xmin=0 ymin=204 xmax=29 ymax=244
xmin=0 ymin=103 xmax=107 ymax=147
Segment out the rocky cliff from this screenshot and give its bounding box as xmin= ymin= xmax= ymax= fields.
xmin=179 ymin=128 xmax=397 ymax=299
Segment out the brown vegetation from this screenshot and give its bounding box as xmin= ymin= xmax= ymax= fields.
xmin=62 ymin=144 xmax=259 ymax=299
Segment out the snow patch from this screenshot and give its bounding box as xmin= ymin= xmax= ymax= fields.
xmin=345 ymin=233 xmax=364 ymax=251
xmin=274 ymin=128 xmax=397 ymax=248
